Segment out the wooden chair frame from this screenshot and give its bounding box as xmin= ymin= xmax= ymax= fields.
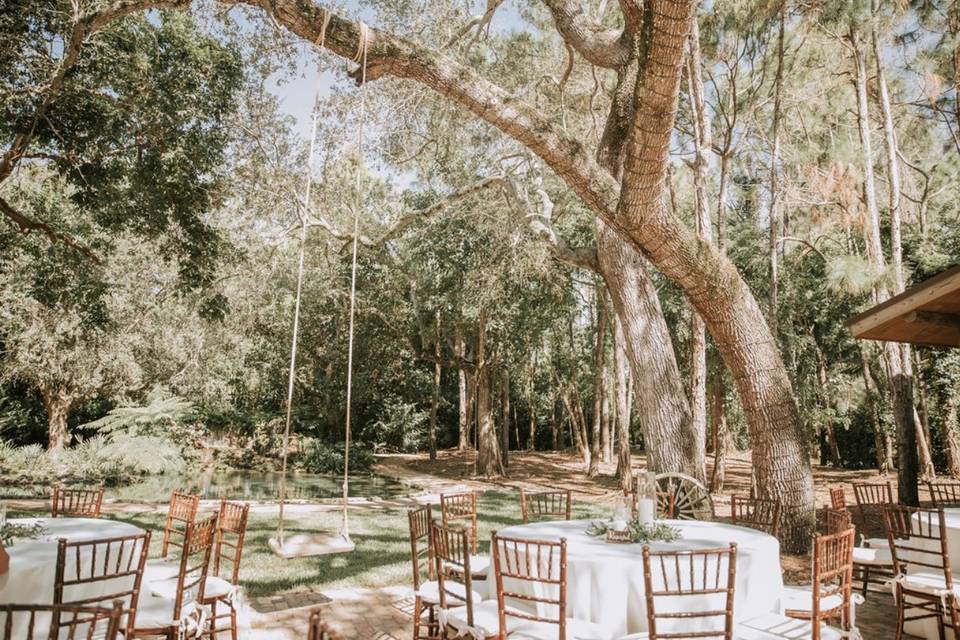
xmin=927 ymin=481 xmax=960 ymax=508
xmin=307 ymin=609 xmax=345 ymax=640
xmin=134 ymin=514 xmax=217 ymax=640
xmin=491 ymin=533 xmax=568 ymax=639
xmin=440 ymin=493 xmax=479 ymax=555
xmin=203 ymin=500 xmax=250 ymax=640
xmin=641 ymin=543 xmax=738 ymax=640
xmin=51 ymin=486 xmax=104 ymax=519
xmin=431 ymin=521 xmax=481 ymax=638
xmin=884 ymin=505 xmax=959 ymax=640
xmin=823 ymin=508 xmax=853 ymax=536
xmin=0 ymin=601 xmax=125 ymax=640
xmin=54 ymin=531 xmax=151 ymax=637
xmin=519 ymin=489 xmax=572 ymax=524
xmin=829 ymin=487 xmax=847 ymax=511
xmin=851 ymin=481 xmax=894 ymax=539
xmin=160 ymin=491 xmax=200 ymax=559
xmin=730 ymin=495 xmax=781 ymax=538
xmin=408 ymin=505 xmax=438 ymax=640
xmin=784 ymin=527 xmax=856 ymax=636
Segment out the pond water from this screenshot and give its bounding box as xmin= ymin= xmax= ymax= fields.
xmin=104 ymin=470 xmax=411 ymax=503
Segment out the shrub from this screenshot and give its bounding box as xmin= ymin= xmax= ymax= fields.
xmin=299 ymin=439 xmax=375 ymax=474
xmin=219 ymin=419 xmax=282 ymax=470
xmin=367 ymin=398 xmax=428 ymax=453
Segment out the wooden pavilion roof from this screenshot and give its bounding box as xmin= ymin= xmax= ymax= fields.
xmin=846 ymin=265 xmax=960 ymax=348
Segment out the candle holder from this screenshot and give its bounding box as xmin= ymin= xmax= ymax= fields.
xmin=636 ymin=471 xmax=657 ymax=527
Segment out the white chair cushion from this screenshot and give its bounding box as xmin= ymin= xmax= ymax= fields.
xmin=134 ymin=595 xmax=180 ymax=629
xmin=736 ymin=613 xmax=844 ymax=640
xmin=143 ymin=557 xmax=180 ymax=583
xmin=510 ymin=617 xmax=610 ymax=639
xmin=899 ymin=571 xmax=960 ymax=596
xmin=616 ymin=634 xmax=648 ymax=640
xmin=417 ymin=580 xmax=484 ymax=606
xmin=852 ymin=546 xmax=892 ymax=565
xmin=203 ymin=576 xmax=236 ymax=600
xmin=863 ymin=537 xmax=888 ymax=549
xmin=469 ymin=554 xmax=490 ymax=577
xmin=781 ymin=585 xmax=843 ymax=613
xmin=443 ymin=600 xmax=508 ymax=637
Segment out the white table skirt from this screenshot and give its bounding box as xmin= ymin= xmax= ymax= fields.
xmin=905 ymin=508 xmax=960 ymax=640
xmin=0 ymin=517 xmax=144 ymax=637
xmin=489 ymin=518 xmax=784 ymax=637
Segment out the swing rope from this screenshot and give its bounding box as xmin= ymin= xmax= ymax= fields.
xmin=341 ymin=20 xmax=370 ymax=543
xmin=276 ymin=12 xmax=331 ymax=546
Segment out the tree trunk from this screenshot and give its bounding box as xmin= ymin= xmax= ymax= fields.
xmin=588 ymin=286 xmax=607 ymax=477
xmin=613 ymin=315 xmax=634 ymax=492
xmin=709 ymin=371 xmax=729 ymax=493
xmin=767 ymin=4 xmax=786 ymax=328
xmin=43 ymin=388 xmax=73 ymax=454
xmin=946 ymin=398 xmax=960 ymax=478
xmin=429 ymin=313 xmax=441 ymax=461
xmin=475 ymin=311 xmax=503 ymax=476
xmin=456 ymin=324 xmax=472 ymax=451
xmin=851 ymin=28 xmax=920 ymax=505
xmin=527 ymin=359 xmax=537 ymax=451
xmin=686 ymin=19 xmax=711 ymax=484
xmin=815 ymin=347 xmax=842 ymax=467
xmin=501 ymin=369 xmax=510 ymax=469
xmin=550 ymin=384 xmax=559 ymax=451
xmin=601 ymin=375 xmax=612 ymax=464
xmin=860 ymin=348 xmax=893 ymax=473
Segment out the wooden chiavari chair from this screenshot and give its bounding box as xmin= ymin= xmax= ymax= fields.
xmin=850 ymin=481 xmax=895 ymax=595
xmin=884 ymin=505 xmax=960 ymax=640
xmin=927 ymin=480 xmax=960 ymax=508
xmin=161 ymin=491 xmax=200 ymax=559
xmin=823 ymin=508 xmax=853 ymax=536
xmin=829 ymin=487 xmax=846 ymax=511
xmin=730 ymin=495 xmax=781 ymax=538
xmin=491 ymin=533 xmax=605 ymax=639
xmin=54 ymin=531 xmax=151 ymax=637
xmin=431 ymin=521 xmax=499 ymax=639
xmin=440 ymin=492 xmax=488 ymax=578
xmin=134 ymin=514 xmax=217 ymax=639
xmin=782 ymin=527 xmax=856 ymax=632
xmin=307 ymin=608 xmax=344 ymax=640
xmin=625 ymin=544 xmax=737 ymax=640
xmin=408 ymin=505 xmax=445 ymax=640
xmin=51 ymin=486 xmax=104 ymax=519
xmin=0 ymin=601 xmax=125 ymax=640
xmin=201 ymin=500 xmax=249 ymax=640
xmin=519 ymin=489 xmax=572 ymax=523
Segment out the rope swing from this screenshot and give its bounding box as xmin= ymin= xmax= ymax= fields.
xmin=270 ymin=13 xmax=369 ymax=558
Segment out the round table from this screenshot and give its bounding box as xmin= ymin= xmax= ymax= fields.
xmin=0 ymin=517 xmax=144 ymax=636
xmin=491 ymin=518 xmax=784 ymax=637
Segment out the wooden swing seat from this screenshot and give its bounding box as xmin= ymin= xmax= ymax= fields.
xmin=269 ymin=533 xmax=355 ymax=558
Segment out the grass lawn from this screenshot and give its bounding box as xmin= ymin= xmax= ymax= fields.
xmin=14 ymin=491 xmax=611 ymax=598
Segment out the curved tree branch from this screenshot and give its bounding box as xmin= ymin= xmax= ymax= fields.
xmin=540 ymin=0 xmax=629 ymax=68
xmin=0 ymin=195 xmax=101 ymax=262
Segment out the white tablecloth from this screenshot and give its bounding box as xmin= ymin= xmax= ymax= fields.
xmin=490 ymin=518 xmax=784 ymax=637
xmin=0 ymin=517 xmax=144 ymax=637
xmin=905 ymin=508 xmax=960 ymax=640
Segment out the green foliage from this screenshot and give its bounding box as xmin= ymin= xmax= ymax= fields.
xmin=82 ymin=388 xmax=194 ymax=435
xmin=368 ymin=397 xmax=429 ymax=453
xmin=299 ymin=440 xmax=376 ymax=475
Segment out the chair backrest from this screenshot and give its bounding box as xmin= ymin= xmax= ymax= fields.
xmin=0 ymin=601 xmax=124 ymax=640
xmin=810 ymin=527 xmax=855 ymax=635
xmin=829 ymin=487 xmax=846 ymax=510
xmin=432 ymin=521 xmax=479 ymax=626
xmin=852 ymin=481 xmax=893 ymax=539
xmin=51 ymin=486 xmax=104 ymax=519
xmin=440 ymin=492 xmax=478 ymax=554
xmin=520 ymin=489 xmax=572 ymax=523
xmin=306 ymin=609 xmax=344 ymax=640
xmin=927 ymin=481 xmax=960 ymax=508
xmin=823 ymin=508 xmax=853 ymax=535
xmin=170 ymin=514 xmax=218 ymax=620
xmin=212 ymin=500 xmax=249 ymax=585
xmin=492 ymin=533 xmax=567 ymax=637
xmin=161 ymin=490 xmax=200 ymax=558
xmin=730 ymin=495 xmax=781 ymax=537
xmin=407 ymin=505 xmax=433 ymax=591
xmin=624 ymin=490 xmax=677 ymax=519
xmin=642 ymin=544 xmax=738 ymax=639
xmin=884 ymin=506 xmax=952 ymax=588
xmin=54 ymin=531 xmax=151 ymax=636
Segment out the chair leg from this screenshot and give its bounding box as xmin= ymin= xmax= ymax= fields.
xmin=230 ymin=602 xmax=238 ymax=640
xmin=413 ymin=596 xmax=423 ymax=640
xmin=895 ymin=587 xmax=905 ymax=640
xmin=936 ymin=599 xmax=946 ymax=640
xmin=862 ymin=566 xmax=870 ymax=597
xmin=210 ymin=600 xmax=218 ymax=639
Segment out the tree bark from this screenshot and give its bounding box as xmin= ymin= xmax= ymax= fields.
xmin=588 ymin=285 xmax=607 ymax=477
xmin=860 ymin=348 xmax=893 ymax=473
xmin=429 ymin=313 xmax=441 ymax=460
xmin=501 ymin=368 xmax=510 ymax=469
xmin=708 ymin=371 xmax=729 ymax=493
xmin=527 ymin=358 xmax=537 ymax=451
xmin=475 ymin=310 xmax=503 ymax=476
xmin=456 ymin=324 xmax=472 ymax=451
xmin=946 ymin=399 xmax=960 ymax=478
xmin=815 ymin=346 xmax=842 ymax=467
xmin=767 ymin=4 xmax=786 ymax=328
xmin=613 ymin=315 xmax=634 ymax=492
xmin=43 ymin=388 xmax=73 ymax=454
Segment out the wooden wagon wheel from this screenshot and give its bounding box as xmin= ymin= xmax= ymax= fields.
xmin=655 ymin=472 xmax=714 ymax=520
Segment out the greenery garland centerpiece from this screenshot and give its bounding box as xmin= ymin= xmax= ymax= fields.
xmin=586 ymin=518 xmax=682 ymax=545
xmin=1 ymin=521 xmax=46 ymax=546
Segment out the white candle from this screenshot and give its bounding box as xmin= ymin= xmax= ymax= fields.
xmin=614 ymin=506 xmax=631 ymax=522
xmin=638 ymin=498 xmax=655 ymax=526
